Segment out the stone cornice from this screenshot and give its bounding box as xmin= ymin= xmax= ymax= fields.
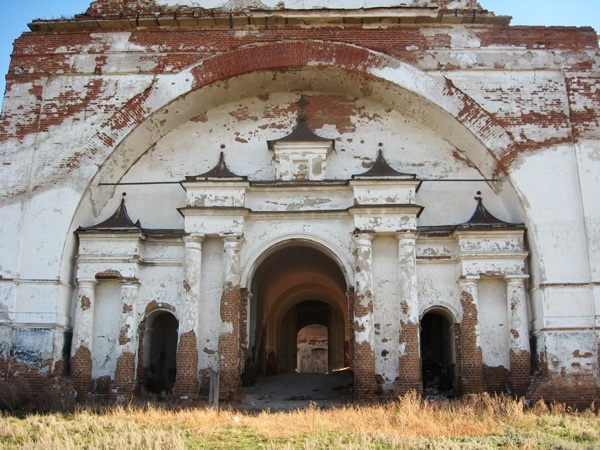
xmin=28 ymin=8 xmax=509 ymax=33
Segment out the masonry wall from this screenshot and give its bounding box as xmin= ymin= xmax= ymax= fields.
xmin=0 ymin=0 xmax=599 ymax=406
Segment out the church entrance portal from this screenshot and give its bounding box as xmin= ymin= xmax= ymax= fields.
xmin=248 ymin=245 xmax=349 ymax=378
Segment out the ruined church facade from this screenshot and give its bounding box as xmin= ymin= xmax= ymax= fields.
xmin=1 ymin=0 xmax=599 ymax=407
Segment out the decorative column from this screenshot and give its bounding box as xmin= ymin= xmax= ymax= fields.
xmin=112 ymin=281 xmax=139 ymax=401
xmin=71 ymin=277 xmax=97 ymax=396
xmin=505 ymin=275 xmax=531 ymax=395
xmin=218 ymin=235 xmax=244 ymax=400
xmin=397 ymin=231 xmax=422 ymax=394
xmin=352 ymin=232 xmax=376 ymax=398
xmin=458 ymin=275 xmax=484 ymax=394
xmin=173 ymin=233 xmax=204 ymax=399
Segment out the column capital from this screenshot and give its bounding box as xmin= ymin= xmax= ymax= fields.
xmin=184 ymin=233 xmax=205 ymax=245
xmin=119 ymin=278 xmax=141 ymax=287
xmin=396 ymin=230 xmax=419 ymax=241
xmin=458 ymin=275 xmax=480 ymax=287
xmin=352 ymin=232 xmax=374 ymax=244
xmin=220 ymin=234 xmax=244 ymax=245
xmin=504 ymin=274 xmax=529 ymax=284
xmin=76 ymin=277 xmax=98 ymax=286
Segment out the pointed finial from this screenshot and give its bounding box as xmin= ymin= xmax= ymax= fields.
xmin=217 ymin=151 xmax=227 ymax=171
xmin=474 ymin=190 xmax=482 ymax=202
xmin=297 ymin=95 xmax=308 ymax=122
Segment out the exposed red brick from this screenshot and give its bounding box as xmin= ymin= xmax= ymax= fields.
xmin=112 ymin=351 xmax=136 ymax=400
xmin=459 ymin=290 xmax=484 ymax=394
xmin=71 ymin=346 xmax=93 ymax=396
xmin=172 ymin=330 xmax=198 ymax=398
xmin=218 ymin=286 xmax=243 ymax=401
xmin=398 ymin=321 xmax=422 ymax=395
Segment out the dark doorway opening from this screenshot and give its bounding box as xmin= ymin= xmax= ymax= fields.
xmin=248 ymin=245 xmax=349 ymax=377
xmin=144 ymin=311 xmax=178 ymax=394
xmin=420 ymin=310 xmax=456 ymax=397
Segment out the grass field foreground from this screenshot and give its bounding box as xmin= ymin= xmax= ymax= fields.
xmin=1 ymin=393 xmax=599 ymax=449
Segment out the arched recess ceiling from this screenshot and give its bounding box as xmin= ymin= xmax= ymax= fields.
xmin=252 ymin=246 xmax=349 ymax=352
xmin=85 ymin=40 xmax=518 ymax=192
xmin=254 ymin=246 xmax=347 ymax=321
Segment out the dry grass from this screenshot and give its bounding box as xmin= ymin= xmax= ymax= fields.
xmin=1 ymin=393 xmax=599 ymax=449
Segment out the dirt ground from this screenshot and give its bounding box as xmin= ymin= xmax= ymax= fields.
xmin=240 ymin=369 xmax=354 ymax=412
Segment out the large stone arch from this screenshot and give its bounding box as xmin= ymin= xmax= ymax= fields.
xmin=83 ymin=40 xmax=517 ymax=189
xmin=64 ymin=39 xmax=525 ymax=285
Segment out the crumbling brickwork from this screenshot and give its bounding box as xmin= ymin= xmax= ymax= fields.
xmin=508 ymin=349 xmax=531 ymax=396
xmin=353 ymin=301 xmax=376 ymax=398
xmin=172 ymin=331 xmax=198 ymax=399
xmin=218 ymin=286 xmax=243 ymax=400
xmin=459 ymin=289 xmax=484 ymax=394
xmin=71 ymin=346 xmax=93 ymax=397
xmin=112 ymin=352 xmax=136 ymax=401
xmin=398 ymin=322 xmax=422 ymax=395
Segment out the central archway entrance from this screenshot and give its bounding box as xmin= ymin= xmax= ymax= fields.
xmin=248 ymin=244 xmax=349 ymax=378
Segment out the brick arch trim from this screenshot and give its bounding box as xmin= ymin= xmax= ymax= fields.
xmin=143 ymin=301 xmax=177 ymax=317
xmin=421 ymin=304 xmax=462 ymax=324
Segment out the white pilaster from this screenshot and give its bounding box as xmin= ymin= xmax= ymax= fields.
xmin=397 ymin=231 xmax=419 ymax=323
xmin=222 ymin=235 xmax=244 ymax=291
xmin=72 ymin=278 xmax=97 ymax=356
xmin=118 ymin=281 xmax=140 ymax=355
xmin=352 ymin=233 xmax=375 ymax=345
xmin=182 ymin=234 xmax=204 ymax=335
xmin=505 ymin=275 xmax=530 ymax=355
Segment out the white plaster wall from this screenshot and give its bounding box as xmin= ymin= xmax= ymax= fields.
xmin=574 ymin=140 xmax=600 ymax=282
xmin=0 ymin=202 xmax=22 ymax=278
xmin=198 ymin=237 xmax=224 ymax=373
xmin=539 ymin=285 xmax=595 ymax=329
xmin=13 ymin=283 xmax=68 ymax=326
xmin=372 ymin=235 xmax=401 ymax=388
xmin=92 ymin=282 xmax=122 ymax=379
xmin=138 ymin=264 xmax=184 ymax=312
xmin=447 ymin=71 xmax=571 ymax=146
xmin=141 ymin=240 xmax=185 ymax=263
xmin=510 ymin=146 xmax=591 ymax=285
xmin=0 ymin=283 xmax=15 ymax=323
xmin=417 ymin=262 xmax=462 ymax=320
xmin=247 ymin=187 xmax=351 ymax=212
xmin=18 ymin=187 xmax=82 ymax=280
xmin=477 ymin=278 xmax=509 ymax=369
xmin=538 ymin=330 xmax=599 ymax=377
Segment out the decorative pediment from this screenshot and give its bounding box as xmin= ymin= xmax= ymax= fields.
xmin=352 ymin=149 xmax=416 ymax=180
xmin=267 ymin=97 xmax=334 ymax=182
xmin=458 ymin=193 xmax=524 ymax=230
xmin=185 ymin=152 xmax=247 ymax=181
xmin=78 ymin=195 xmax=141 ymax=231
